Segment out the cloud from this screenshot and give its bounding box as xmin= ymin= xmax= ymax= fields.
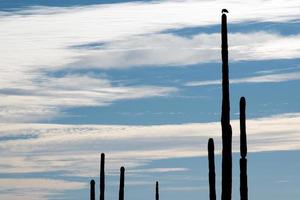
xmin=162 ymin=186 xmax=207 ymax=192
xmin=1 ymin=1 xmax=300 ymax=122
xmin=1 ymin=32 xmax=299 ymax=122
xmin=0 ymin=113 xmax=299 ymax=198
xmin=128 ymin=167 xmax=189 ymax=174
xmin=0 ymin=178 xmax=85 ymax=200
xmin=0 ymin=113 xmax=299 ymax=177
xmin=255 ymin=66 xmax=300 ymax=75
xmin=0 ymin=178 xmax=85 ymax=190
xmin=185 ymin=71 xmax=300 ymax=86
xmin=0 ymin=74 xmax=176 ymax=122
xmin=1 ymin=0 xmax=300 ymax=71
xmin=71 ymin=32 xmax=300 ymax=69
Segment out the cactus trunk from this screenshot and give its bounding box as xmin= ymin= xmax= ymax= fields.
xmin=240 ymin=97 xmax=248 ymax=200
xmin=221 ymin=11 xmax=232 ymax=200
xmin=119 ymin=166 xmax=125 ymax=200
xmin=156 ymin=181 xmax=159 ymax=200
xmin=90 ymin=180 xmax=95 ymax=200
xmin=208 ymin=138 xmax=216 ymax=200
xmin=100 ymin=153 xmax=105 ymax=200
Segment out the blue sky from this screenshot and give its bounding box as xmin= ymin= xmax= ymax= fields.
xmin=0 ymin=0 xmax=299 ymax=199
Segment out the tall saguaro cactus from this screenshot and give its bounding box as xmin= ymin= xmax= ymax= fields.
xmin=240 ymin=97 xmax=248 ymax=200
xmin=90 ymin=180 xmax=95 ymax=200
xmin=119 ymin=166 xmax=125 ymax=200
xmin=156 ymin=181 xmax=159 ymax=200
xmin=100 ymin=153 xmax=105 ymax=200
xmin=208 ymin=138 xmax=216 ymax=200
xmin=221 ymin=10 xmax=232 ymax=200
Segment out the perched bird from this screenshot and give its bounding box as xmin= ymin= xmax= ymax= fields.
xmin=222 ymin=9 xmax=229 ymax=13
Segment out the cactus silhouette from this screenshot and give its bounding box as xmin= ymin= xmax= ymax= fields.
xmin=90 ymin=179 xmax=95 ymax=200
xmin=208 ymin=138 xmax=216 ymax=200
xmin=119 ymin=166 xmax=125 ymax=200
xmin=221 ymin=10 xmax=232 ymax=200
xmin=156 ymin=181 xmax=159 ymax=200
xmin=86 ymin=10 xmax=253 ymax=200
xmin=240 ymin=97 xmax=248 ymax=200
xmin=100 ymin=153 xmax=105 ymax=200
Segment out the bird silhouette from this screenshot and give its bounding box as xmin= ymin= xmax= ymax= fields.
xmin=222 ymin=9 xmax=229 ymax=13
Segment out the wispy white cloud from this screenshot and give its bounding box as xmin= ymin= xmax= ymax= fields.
xmin=0 ymin=74 xmax=176 ymax=122
xmin=1 ymin=32 xmax=299 ymax=122
xmin=0 ymin=178 xmax=85 ymax=200
xmin=162 ymin=186 xmax=207 ymax=192
xmin=1 ymin=0 xmax=300 ymax=70
xmin=0 ymin=113 xmax=299 ymax=176
xmin=128 ymin=167 xmax=189 ymax=174
xmin=0 ymin=178 xmax=85 ymax=190
xmin=1 ymin=1 xmax=300 ymax=122
xmin=71 ymin=32 xmax=300 ymax=68
xmin=0 ymin=113 xmax=299 ymax=198
xmin=255 ymin=66 xmax=300 ymax=75
xmin=0 ymin=0 xmax=300 ymax=70
xmin=185 ymin=71 xmax=300 ymax=86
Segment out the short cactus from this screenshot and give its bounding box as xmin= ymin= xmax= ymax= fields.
xmin=100 ymin=153 xmax=105 ymax=200
xmin=156 ymin=181 xmax=159 ymax=200
xmin=240 ymin=97 xmax=248 ymax=200
xmin=208 ymin=138 xmax=216 ymax=200
xmin=119 ymin=166 xmax=125 ymax=200
xmin=90 ymin=179 xmax=95 ymax=200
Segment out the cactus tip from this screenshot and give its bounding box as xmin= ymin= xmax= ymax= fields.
xmin=208 ymin=138 xmax=215 ymax=150
xmin=121 ymin=166 xmax=125 ymax=172
xmin=240 ymin=96 xmax=246 ymax=104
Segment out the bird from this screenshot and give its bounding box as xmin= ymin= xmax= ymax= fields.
xmin=222 ymin=9 xmax=229 ymax=13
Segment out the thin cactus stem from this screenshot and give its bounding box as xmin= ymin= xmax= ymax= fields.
xmin=100 ymin=153 xmax=105 ymax=200
xmin=240 ymin=97 xmax=248 ymax=200
xmin=90 ymin=180 xmax=95 ymax=200
xmin=119 ymin=166 xmax=125 ymax=200
xmin=221 ymin=10 xmax=232 ymax=200
xmin=240 ymin=97 xmax=247 ymax=158
xmin=208 ymin=138 xmax=216 ymax=200
xmin=156 ymin=181 xmax=159 ymax=200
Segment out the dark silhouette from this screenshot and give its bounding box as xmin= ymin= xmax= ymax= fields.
xmin=156 ymin=181 xmax=159 ymax=200
xmin=90 ymin=179 xmax=95 ymax=200
xmin=119 ymin=166 xmax=125 ymax=200
xmin=221 ymin=10 xmax=232 ymax=200
xmin=86 ymin=10 xmax=254 ymax=200
xmin=240 ymin=97 xmax=248 ymax=200
xmin=100 ymin=153 xmax=105 ymax=200
xmin=208 ymin=138 xmax=216 ymax=200
xmin=222 ymin=9 xmax=229 ymax=13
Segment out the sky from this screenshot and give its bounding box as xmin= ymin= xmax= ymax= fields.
xmin=0 ymin=0 xmax=299 ymax=199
